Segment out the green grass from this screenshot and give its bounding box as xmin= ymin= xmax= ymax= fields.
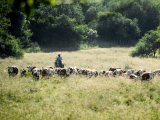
xmin=1 ymin=47 xmax=160 ymax=120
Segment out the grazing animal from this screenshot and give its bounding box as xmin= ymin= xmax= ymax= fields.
xmin=27 ymin=66 xmax=36 ymax=72
xmin=99 ymin=70 xmax=106 ymax=76
xmin=87 ymin=69 xmax=98 ymax=77
xmin=77 ymin=68 xmax=90 ymax=76
xmin=57 ymin=68 xmax=70 ymax=77
xmin=109 ymin=67 xmax=121 ymax=72
xmin=8 ymin=66 xmax=19 ymax=77
xmin=77 ymin=68 xmax=84 ymax=75
xmin=113 ymin=68 xmax=123 ymax=76
xmin=141 ymin=72 xmax=155 ymax=81
xmin=31 ymin=67 xmax=41 ymax=80
xmin=20 ymin=69 xmax=27 ymax=77
xmin=82 ymin=69 xmax=88 ymax=76
xmin=41 ymin=67 xmax=54 ymax=79
xmin=123 ymin=69 xmax=135 ymax=77
xmin=67 ymin=67 xmax=78 ymax=75
xmin=94 ymin=71 xmax=99 ymax=77
xmin=105 ymin=71 xmax=113 ymax=77
xmin=41 ymin=68 xmax=48 ymax=78
xmin=126 ymin=69 xmax=134 ymax=75
xmin=129 ymin=74 xmax=138 ymax=79
xmin=135 ymin=69 xmax=146 ymax=76
xmin=32 ymin=70 xmax=41 ymax=80
xmin=153 ymin=69 xmax=160 ymax=76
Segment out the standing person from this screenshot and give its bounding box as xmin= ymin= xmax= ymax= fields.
xmin=55 ymin=54 xmax=64 ymax=68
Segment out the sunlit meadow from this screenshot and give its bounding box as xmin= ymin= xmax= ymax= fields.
xmin=1 ymin=47 xmax=160 ymax=120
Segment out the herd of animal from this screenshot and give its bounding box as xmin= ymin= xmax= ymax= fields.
xmin=7 ymin=66 xmax=160 ymax=81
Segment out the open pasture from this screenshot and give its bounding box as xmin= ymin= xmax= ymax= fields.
xmin=1 ymin=47 xmax=160 ymax=120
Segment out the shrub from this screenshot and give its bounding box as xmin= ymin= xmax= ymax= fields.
xmin=85 ymin=6 xmax=98 ymax=23
xmin=97 ymin=12 xmax=140 ymax=44
xmin=9 ymin=11 xmax=32 ymax=48
xmin=115 ymin=0 xmax=160 ymax=34
xmin=75 ymin=25 xmax=98 ymax=44
xmin=0 ymin=30 xmax=23 ymax=58
xmin=30 ymin=14 xmax=81 ymax=49
xmin=131 ymin=28 xmax=160 ymax=57
xmin=25 ymin=42 xmax=41 ymax=53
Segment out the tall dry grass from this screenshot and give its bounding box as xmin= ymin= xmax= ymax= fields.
xmin=0 ymin=47 xmax=160 ymax=120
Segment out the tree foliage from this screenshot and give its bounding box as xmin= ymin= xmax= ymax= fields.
xmin=114 ymin=0 xmax=160 ymax=34
xmin=0 ymin=0 xmax=24 ymax=58
xmin=9 ymin=11 xmax=32 ymax=48
xmin=97 ymin=12 xmax=140 ymax=44
xmin=131 ymin=28 xmax=160 ymax=57
xmin=0 ymin=0 xmax=160 ymax=58
xmin=30 ymin=4 xmax=83 ymax=49
xmin=0 ymin=0 xmax=11 ymax=31
xmin=0 ymin=30 xmax=23 ymax=58
xmin=75 ymin=25 xmax=98 ymax=43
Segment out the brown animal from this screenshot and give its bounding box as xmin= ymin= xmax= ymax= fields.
xmin=41 ymin=67 xmax=54 ymax=78
xmin=141 ymin=72 xmax=155 ymax=81
xmin=82 ymin=69 xmax=88 ymax=76
xmin=57 ymin=68 xmax=70 ymax=77
xmin=109 ymin=67 xmax=121 ymax=72
xmin=41 ymin=68 xmax=48 ymax=78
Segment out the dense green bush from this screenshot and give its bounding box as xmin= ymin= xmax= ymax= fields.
xmin=30 ymin=14 xmax=81 ymax=48
xmin=97 ymin=12 xmax=140 ymax=44
xmin=34 ymin=4 xmax=84 ymax=24
xmin=115 ymin=0 xmax=160 ymax=34
xmin=9 ymin=11 xmax=32 ymax=48
xmin=0 ymin=0 xmax=160 ymax=58
xmin=85 ymin=6 xmax=98 ymax=23
xmin=0 ymin=30 xmax=23 ymax=58
xmin=0 ymin=0 xmax=23 ymax=58
xmin=131 ymin=28 xmax=160 ymax=57
xmin=75 ymin=25 xmax=98 ymax=44
xmin=30 ymin=4 xmax=99 ymax=49
xmin=24 ymin=42 xmax=41 ymax=53
xmin=0 ymin=0 xmax=11 ymax=32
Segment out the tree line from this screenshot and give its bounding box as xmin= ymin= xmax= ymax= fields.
xmin=0 ymin=0 xmax=160 ymax=58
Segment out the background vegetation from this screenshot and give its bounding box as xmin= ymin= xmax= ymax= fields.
xmin=1 ymin=0 xmax=160 ymax=57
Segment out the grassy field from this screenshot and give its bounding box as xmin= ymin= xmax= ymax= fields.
xmin=1 ymin=47 xmax=160 ymax=120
